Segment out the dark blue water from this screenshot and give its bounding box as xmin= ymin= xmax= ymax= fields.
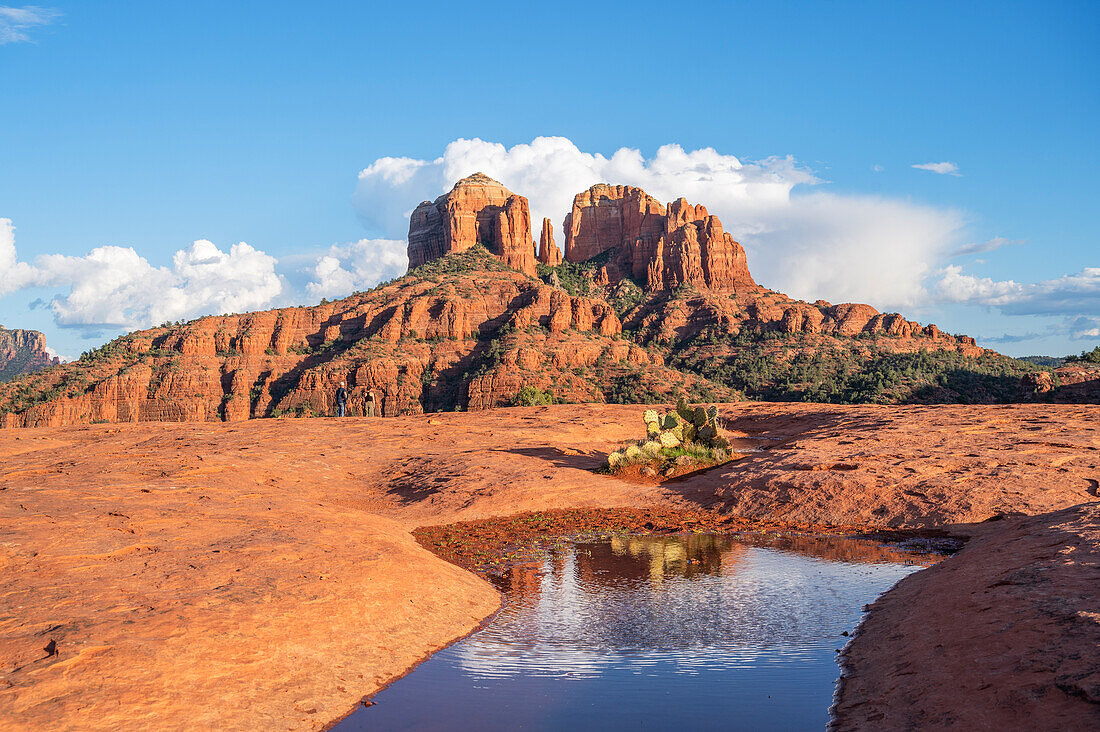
xmin=335 ymin=533 xmax=937 ymax=731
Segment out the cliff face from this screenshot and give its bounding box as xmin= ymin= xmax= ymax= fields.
xmin=0 ymin=251 xmax=729 ymax=428
xmin=562 ymin=184 xmax=757 ymax=292
xmin=0 ymin=326 xmax=60 ymax=382
xmin=408 ymin=173 xmax=538 ymax=277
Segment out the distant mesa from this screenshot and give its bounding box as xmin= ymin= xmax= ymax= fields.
xmin=0 ymin=325 xmax=60 ymax=383
xmin=406 ymin=175 xmax=973 ymax=346
xmin=4 ymin=173 xmax=1061 ymax=430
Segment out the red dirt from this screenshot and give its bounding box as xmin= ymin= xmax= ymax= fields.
xmin=0 ymin=402 xmax=1097 ymax=730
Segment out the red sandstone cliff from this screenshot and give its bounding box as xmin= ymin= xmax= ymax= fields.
xmin=0 ymin=252 xmax=727 ymax=428
xmin=408 ymin=173 xmax=538 ymax=277
xmin=563 ymin=184 xmax=757 ymax=292
xmin=0 ymin=325 xmax=60 ymax=382
xmin=537 ymin=218 xmax=561 ymax=265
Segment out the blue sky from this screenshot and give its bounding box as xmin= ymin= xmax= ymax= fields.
xmin=1 ymin=1 xmax=1097 ymax=358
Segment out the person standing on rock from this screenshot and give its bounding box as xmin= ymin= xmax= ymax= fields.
xmin=335 ymin=381 xmax=348 ymax=417
xmin=366 ymin=389 xmax=376 ymax=418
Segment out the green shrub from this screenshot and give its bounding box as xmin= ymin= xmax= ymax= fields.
xmin=1066 ymin=346 xmax=1100 ymax=364
xmin=513 ymin=385 xmax=554 ymax=406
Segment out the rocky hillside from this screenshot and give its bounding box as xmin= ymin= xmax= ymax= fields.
xmin=0 ymin=248 xmax=730 ymax=428
xmin=0 ymin=173 xmax=1071 ymax=427
xmin=0 ymin=325 xmax=59 ymax=383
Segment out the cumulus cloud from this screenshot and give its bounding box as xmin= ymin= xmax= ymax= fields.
xmin=0 ymin=5 xmax=61 ymax=44
xmin=912 ymin=161 xmax=961 ymax=176
xmin=0 ymin=218 xmax=37 ymax=294
xmin=0 ymin=220 xmax=284 ymax=333
xmin=935 ymin=265 xmax=1100 ymax=317
xmin=353 ymin=136 xmax=965 ymax=308
xmin=304 ymin=239 xmax=407 ymax=300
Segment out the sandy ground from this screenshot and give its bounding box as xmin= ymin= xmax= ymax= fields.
xmin=1 ymin=402 xmax=1097 ymax=730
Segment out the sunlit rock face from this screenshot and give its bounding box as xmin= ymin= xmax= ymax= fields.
xmin=562 ymin=184 xmax=757 ymax=292
xmin=407 ymin=173 xmax=538 ymax=277
xmin=537 ymin=217 xmax=561 ymax=265
xmin=0 ymin=325 xmax=59 ymax=382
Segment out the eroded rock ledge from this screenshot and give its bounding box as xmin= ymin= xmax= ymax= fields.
xmin=1 ymin=403 xmax=1096 ymax=730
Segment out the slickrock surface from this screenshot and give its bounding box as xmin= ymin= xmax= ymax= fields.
xmin=1 ymin=403 xmax=1097 ymax=730
xmin=670 ymin=402 xmax=1100 ymax=527
xmin=834 ymin=503 xmax=1100 ymax=730
xmin=0 ymin=325 xmax=59 ymax=382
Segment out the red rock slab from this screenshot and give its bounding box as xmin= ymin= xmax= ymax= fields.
xmin=0 ymin=402 xmax=1097 ymax=730
xmin=833 ymin=503 xmax=1100 ymax=730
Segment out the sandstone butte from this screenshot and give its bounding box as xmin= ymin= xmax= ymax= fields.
xmin=0 ymin=403 xmax=1097 ymax=731
xmin=0 ymin=174 xmax=1018 ymax=431
xmin=1 ymin=175 xmax=1097 ymax=728
xmin=408 ymin=172 xmax=538 ymax=277
xmin=0 ymin=325 xmax=59 ymax=383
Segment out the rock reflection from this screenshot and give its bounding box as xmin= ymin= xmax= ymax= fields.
xmin=339 ymin=533 xmax=942 ymax=731
xmin=454 ymin=533 xmax=939 ymax=680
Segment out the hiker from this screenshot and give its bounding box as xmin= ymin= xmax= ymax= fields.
xmin=366 ymin=389 xmax=376 ymax=418
xmin=335 ymin=381 xmax=348 ymax=417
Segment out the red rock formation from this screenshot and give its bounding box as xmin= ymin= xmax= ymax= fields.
xmin=0 ymin=261 xmax=730 ymax=428
xmin=407 ymin=173 xmax=537 ymax=277
xmin=0 ymin=325 xmax=60 ymax=382
xmin=537 ymin=218 xmax=561 ymax=265
xmin=562 ymin=184 xmax=756 ymax=292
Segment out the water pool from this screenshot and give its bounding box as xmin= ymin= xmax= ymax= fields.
xmin=335 ymin=533 xmax=939 ymax=731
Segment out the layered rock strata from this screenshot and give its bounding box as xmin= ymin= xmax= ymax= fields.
xmin=562 ymin=184 xmax=757 ymax=292
xmin=537 ymin=217 xmax=561 ymax=265
xmin=0 ymin=260 xmax=727 ymax=428
xmin=0 ymin=325 xmax=60 ymax=382
xmin=407 ymin=173 xmax=537 ymax=277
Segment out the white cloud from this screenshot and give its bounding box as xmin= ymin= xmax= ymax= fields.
xmin=0 ymin=5 xmax=61 ymax=44
xmin=353 ymin=136 xmax=966 ymax=308
xmin=0 ymin=220 xmax=284 ymax=332
xmin=951 ymin=236 xmax=1024 ymax=257
xmin=1068 ymin=317 xmax=1100 ymax=340
xmin=42 ymin=240 xmax=283 ymax=330
xmin=0 ymin=218 xmax=38 ymax=294
xmin=304 ymin=238 xmax=407 ymax=300
xmin=912 ymin=161 xmax=961 ymax=176
xmin=935 ymin=265 xmax=1100 ymax=317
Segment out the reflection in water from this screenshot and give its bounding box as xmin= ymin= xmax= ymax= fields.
xmin=336 ymin=534 xmax=939 ymax=731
